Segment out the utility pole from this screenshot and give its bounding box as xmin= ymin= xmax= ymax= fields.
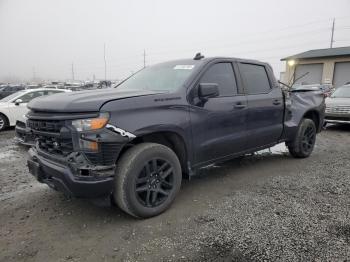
xmin=32 ymin=67 xmax=36 ymax=81
xmin=104 ymin=43 xmax=107 ymax=80
xmin=143 ymin=49 xmax=146 ymax=68
xmin=330 ymin=18 xmax=335 ymax=48
xmin=71 ymin=63 xmax=75 ymax=80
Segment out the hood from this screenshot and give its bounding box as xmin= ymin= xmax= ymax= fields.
xmin=326 ymin=97 xmax=350 ymax=106
xmin=28 ymin=88 xmax=165 ymax=113
xmin=0 ymin=102 xmax=9 ymax=108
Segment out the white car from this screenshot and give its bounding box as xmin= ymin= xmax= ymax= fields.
xmin=325 ymin=84 xmax=350 ymax=125
xmin=0 ymin=88 xmax=71 ymax=131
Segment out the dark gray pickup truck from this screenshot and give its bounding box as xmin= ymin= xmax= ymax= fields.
xmin=26 ymin=56 xmax=325 ymax=218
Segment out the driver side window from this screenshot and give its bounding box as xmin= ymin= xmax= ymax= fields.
xmin=17 ymin=91 xmax=45 ymax=103
xmin=200 ymin=63 xmax=238 ymax=97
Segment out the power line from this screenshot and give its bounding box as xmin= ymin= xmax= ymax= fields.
xmin=34 ymin=16 xmax=350 ymax=81
xmin=72 ymin=16 xmax=350 ymax=70
xmin=74 ymin=17 xmax=347 ymax=69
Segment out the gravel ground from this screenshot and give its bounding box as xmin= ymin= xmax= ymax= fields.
xmin=0 ymin=125 xmax=349 ymax=262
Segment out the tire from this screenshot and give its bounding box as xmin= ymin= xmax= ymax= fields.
xmin=114 ymin=143 xmax=182 ymax=218
xmin=287 ymin=118 xmax=317 ymax=158
xmin=0 ymin=114 xmax=8 ymax=132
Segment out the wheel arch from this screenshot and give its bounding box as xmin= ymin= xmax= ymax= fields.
xmin=118 ymin=130 xmax=190 ymax=176
xmin=302 ymin=110 xmax=321 ymax=132
xmin=0 ymin=112 xmax=10 ymax=127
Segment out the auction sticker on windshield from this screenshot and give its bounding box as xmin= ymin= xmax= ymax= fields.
xmin=174 ymin=65 xmax=195 ymax=70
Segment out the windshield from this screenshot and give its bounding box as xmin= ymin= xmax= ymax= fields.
xmin=0 ymin=90 xmax=25 ymax=102
xmin=117 ymin=61 xmax=198 ymax=91
xmin=331 ymin=86 xmax=350 ymax=98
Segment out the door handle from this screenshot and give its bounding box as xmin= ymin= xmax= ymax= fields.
xmin=233 ymin=102 xmax=246 ymax=109
xmin=273 ymin=99 xmax=281 ymax=105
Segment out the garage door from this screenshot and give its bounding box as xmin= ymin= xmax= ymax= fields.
xmin=333 ymin=62 xmax=350 ymax=88
xmin=294 ymin=63 xmax=323 ymax=85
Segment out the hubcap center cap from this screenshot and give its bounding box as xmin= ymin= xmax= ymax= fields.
xmin=149 ymin=173 xmax=160 ymax=186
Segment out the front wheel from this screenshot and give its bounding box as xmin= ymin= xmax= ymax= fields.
xmin=0 ymin=114 xmax=8 ymax=132
xmin=114 ymin=143 xmax=182 ymax=218
xmin=287 ymin=118 xmax=317 ymax=158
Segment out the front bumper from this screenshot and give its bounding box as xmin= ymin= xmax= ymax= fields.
xmin=325 ymin=114 xmax=350 ymax=124
xmin=27 ymin=147 xmax=115 ymax=198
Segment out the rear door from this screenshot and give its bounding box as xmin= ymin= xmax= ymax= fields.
xmin=238 ymin=62 xmax=284 ymax=149
xmin=190 ymin=61 xmax=248 ymax=165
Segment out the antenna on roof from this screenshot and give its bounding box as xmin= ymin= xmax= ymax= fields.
xmin=193 ymin=52 xmax=204 ymax=60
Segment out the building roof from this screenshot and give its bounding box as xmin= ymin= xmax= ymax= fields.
xmin=281 ymin=46 xmax=350 ymax=61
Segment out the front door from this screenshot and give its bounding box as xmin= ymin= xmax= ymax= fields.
xmin=9 ymin=90 xmax=47 ymax=122
xmin=189 ymin=62 xmax=248 ymax=165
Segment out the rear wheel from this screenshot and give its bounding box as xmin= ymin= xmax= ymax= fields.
xmin=287 ymin=118 xmax=316 ymax=158
xmin=0 ymin=114 xmax=8 ymax=132
xmin=114 ymin=143 xmax=182 ymax=218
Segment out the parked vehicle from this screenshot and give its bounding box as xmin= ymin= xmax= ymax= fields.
xmin=26 ymin=84 xmax=42 ymax=89
xmin=0 ymin=88 xmax=70 ymax=131
xmin=0 ymin=85 xmax=26 ymax=99
xmin=42 ymin=84 xmax=59 ymax=89
xmin=324 ymin=84 xmax=350 ymax=125
xmin=26 ymin=56 xmax=325 ymax=218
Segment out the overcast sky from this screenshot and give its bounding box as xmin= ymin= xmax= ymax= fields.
xmin=0 ymin=0 xmax=349 ymax=83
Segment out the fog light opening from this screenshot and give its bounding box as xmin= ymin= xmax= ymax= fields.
xmin=79 ymin=139 xmax=99 ymax=152
xmin=80 ymin=169 xmax=91 ymax=177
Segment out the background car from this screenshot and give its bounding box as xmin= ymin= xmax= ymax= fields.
xmin=0 ymin=85 xmax=26 ymax=99
xmin=325 ymin=84 xmax=350 ymax=125
xmin=0 ymin=88 xmax=70 ymax=131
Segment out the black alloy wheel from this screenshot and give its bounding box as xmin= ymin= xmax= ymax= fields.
xmin=287 ymin=118 xmax=317 ymax=158
xmin=301 ymin=125 xmax=316 ymax=154
xmin=114 ymin=143 xmax=182 ymax=218
xmin=135 ymin=158 xmax=174 ymax=208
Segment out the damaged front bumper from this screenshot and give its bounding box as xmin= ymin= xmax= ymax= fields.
xmin=15 ymin=121 xmax=35 ymax=146
xmin=26 ymin=119 xmax=135 ymax=198
xmin=27 ymin=147 xmax=115 ymax=198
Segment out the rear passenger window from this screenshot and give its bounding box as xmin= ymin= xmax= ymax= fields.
xmin=239 ymin=63 xmax=271 ymax=94
xmin=200 ymin=63 xmax=237 ymax=96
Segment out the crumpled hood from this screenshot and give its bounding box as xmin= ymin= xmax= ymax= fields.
xmin=28 ymin=88 xmax=164 ymax=113
xmin=326 ymin=97 xmax=350 ymax=106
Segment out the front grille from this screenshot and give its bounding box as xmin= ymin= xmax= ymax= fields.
xmin=325 ymin=105 xmax=350 ymax=114
xmin=84 ymin=142 xmax=122 ymax=166
xmin=37 ymin=135 xmax=73 ymax=156
xmin=27 ymin=119 xmax=64 ymax=132
xmin=27 ymin=119 xmax=73 ymax=157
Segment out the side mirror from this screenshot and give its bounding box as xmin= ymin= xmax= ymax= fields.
xmin=14 ymin=99 xmax=23 ymax=105
xmin=198 ymin=83 xmax=219 ymax=99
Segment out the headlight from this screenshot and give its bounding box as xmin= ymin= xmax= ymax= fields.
xmin=72 ymin=112 xmax=110 ymax=132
